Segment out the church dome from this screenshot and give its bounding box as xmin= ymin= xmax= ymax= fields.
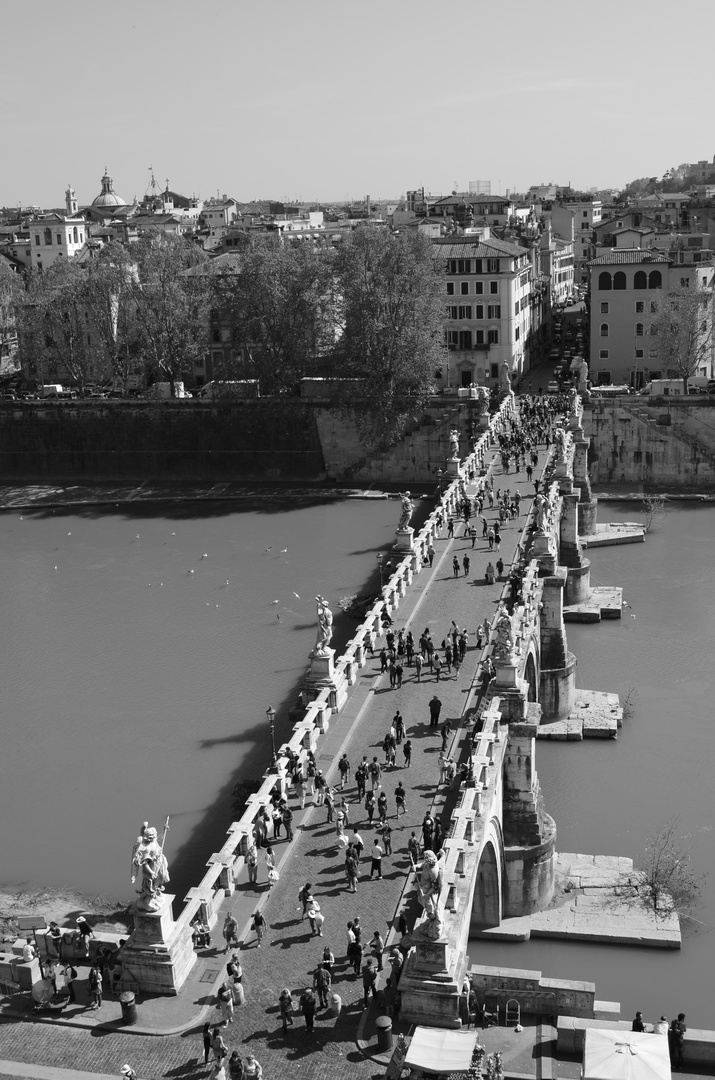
xmin=92 ymin=169 xmax=126 ymax=208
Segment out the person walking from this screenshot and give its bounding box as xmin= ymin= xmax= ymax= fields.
xmin=408 ymin=832 xmax=421 ymax=868
xmin=370 ymin=839 xmax=384 ymax=879
xmin=314 ymin=770 xmax=326 ymax=805
xmin=307 ymin=900 xmax=324 ymax=937
xmin=88 ymin=963 xmax=102 ymax=1010
xmin=355 ymin=759 xmax=367 ymax=800
xmin=299 ymin=987 xmax=317 ymax=1033
xmin=222 ymin=912 xmax=239 ymax=953
xmin=377 ymin=790 xmax=388 ymax=822
xmin=365 ymin=789 xmax=376 ymax=823
xmin=393 ymin=710 xmax=404 ymax=742
xmin=403 ymin=739 xmax=412 ymax=767
xmin=395 ymin=782 xmax=407 ymax=816
xmin=440 ymin=719 xmax=452 ymax=751
xmin=279 ymin=988 xmax=294 ymax=1033
xmin=671 ymin=1013 xmax=687 ymax=1068
xmin=251 ymin=911 xmax=267 ymax=948
xmin=463 ymin=553 xmax=470 ymax=576
xmin=217 ymin=981 xmax=235 ymax=1025
xmin=345 ymin=847 xmax=359 ymax=892
xmin=362 ymin=958 xmax=377 ymax=1007
xmin=325 ymin=786 xmax=335 ymax=823
xmin=227 ymin=954 xmax=243 ymax=1005
xmin=313 ymin=963 xmax=331 ymax=1009
xmin=447 ymin=517 xmax=454 ymax=538
xmin=243 ymin=1053 xmax=263 ymax=1079
xmin=422 ymin=813 xmax=435 ymax=850
xmin=395 ymin=660 xmax=403 ymax=688
xmin=414 ymin=652 xmax=423 ymax=681
xmin=428 ymin=543 xmax=435 ymax=567
xmin=298 ymin=883 xmax=314 ymax=921
xmin=429 ymin=694 xmax=442 ymax=728
xmin=369 ymin=756 xmax=382 ymax=790
xmin=202 ymin=1022 xmax=213 ymax=1065
xmin=452 ymin=555 xmax=460 ymax=578
xmin=433 ymin=653 xmax=443 ymax=681
xmin=352 ymin=829 xmax=365 ymax=861
xmin=381 ymin=820 xmax=393 ymax=856
xmin=338 ymin=754 xmax=350 ymax=789
xmin=496 ymin=557 xmax=504 ymax=579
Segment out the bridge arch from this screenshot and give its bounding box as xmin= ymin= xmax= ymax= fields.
xmin=524 ymin=649 xmax=538 ymax=702
xmin=470 ymin=816 xmax=504 ymax=930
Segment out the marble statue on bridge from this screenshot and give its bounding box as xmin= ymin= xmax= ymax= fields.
xmin=449 ymin=429 xmax=460 ymax=459
xmin=314 ymin=595 xmax=334 ymax=655
xmin=492 ymin=608 xmax=515 ymax=662
xmin=416 ymin=850 xmax=445 ymax=940
xmin=131 ymin=821 xmax=170 ymax=912
xmin=534 ymin=493 xmax=550 ymax=532
xmin=398 ymin=491 xmax=414 ymax=531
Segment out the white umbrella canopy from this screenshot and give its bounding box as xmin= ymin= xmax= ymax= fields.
xmin=584 ymin=1029 xmax=671 ymax=1080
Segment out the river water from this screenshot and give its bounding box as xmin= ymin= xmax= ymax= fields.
xmin=0 ymin=496 xmax=400 ymax=905
xmin=471 ymin=501 xmax=715 ymax=1028
xmin=2 ymin=497 xmax=713 ymax=1026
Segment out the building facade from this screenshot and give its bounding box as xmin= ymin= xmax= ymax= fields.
xmin=550 ymin=197 xmax=602 ymax=285
xmin=431 ymin=237 xmax=537 ymax=388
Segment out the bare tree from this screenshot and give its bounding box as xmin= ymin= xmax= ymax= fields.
xmin=648 ymin=275 xmax=715 ymax=393
xmin=642 ymin=493 xmax=667 ymax=533
xmin=635 ymin=816 xmax=706 ymax=922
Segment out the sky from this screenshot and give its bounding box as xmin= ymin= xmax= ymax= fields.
xmin=3 ymin=0 xmax=715 ymax=209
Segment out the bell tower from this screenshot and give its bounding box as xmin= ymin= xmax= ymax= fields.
xmin=65 ymin=185 xmax=78 ymax=216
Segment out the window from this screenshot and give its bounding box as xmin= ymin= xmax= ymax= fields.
xmin=56 ymin=233 xmax=62 ymax=245
xmin=476 ymin=330 xmax=485 ymax=344
xmin=649 ymin=348 xmax=659 ymax=358
xmin=487 ymin=258 xmax=499 ymax=272
xmin=634 ymin=271 xmax=647 ymax=289
xmin=488 ymin=328 xmax=499 ymax=344
xmin=581 ymin=221 xmax=590 ymax=230
xmin=44 ymin=228 xmax=52 ymax=246
xmin=600 ymin=323 xmax=609 ymax=337
xmin=635 ymin=349 xmax=644 ymax=359
xmin=447 ymin=331 xmax=458 ymax=349
xmin=475 ymin=281 xmax=483 ymax=295
xmin=448 ymin=306 xmax=458 ymax=319
xmin=648 ymin=270 xmax=662 ymax=289
xmin=460 ymin=282 xmax=469 ymax=295
xmin=489 ymin=281 xmax=498 ymax=294
xmin=458 ymin=305 xmax=472 ymax=320
xmin=34 ymin=234 xmax=40 ymax=246
xmin=490 ymin=363 xmax=499 ymax=378
xmin=446 ymin=283 xmax=454 ymax=295
xmin=598 ymin=272 xmax=612 ymax=291
xmin=487 ymin=304 xmax=501 ymax=318
xmin=599 ymin=349 xmax=609 ymax=359
xmin=583 ymin=211 xmax=588 ymax=217
xmin=514 ymin=302 xmax=519 ymax=316
xmin=635 ymin=323 xmax=644 ymax=336
xmin=600 ymin=302 xmax=609 ymax=314
xmin=459 ymin=330 xmax=473 ymax=349
xmin=614 ymin=271 xmax=626 ymax=290
xmin=457 ymin=259 xmax=471 ymax=273
xmin=515 ymin=327 xmax=520 ymax=340
xmin=474 ymin=259 xmax=483 ymax=273
xmin=475 ymin=305 xmax=484 ymax=320
xmin=73 ymin=226 xmax=78 ymax=243
xmin=635 ymin=301 xmax=644 ymax=313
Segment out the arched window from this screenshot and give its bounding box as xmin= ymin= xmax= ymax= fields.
xmin=614 ymin=272 xmax=626 ymax=290
xmin=635 ymin=323 xmax=644 ymax=336
xmin=598 ymin=272 xmax=612 ymax=291
xmin=73 ymin=226 xmax=78 ymax=243
xmin=600 ymin=323 xmax=609 ymax=337
xmin=648 ymin=270 xmax=662 ymax=289
xmin=634 ymin=271 xmax=647 ymax=289
xmin=44 ymin=228 xmax=52 ymax=246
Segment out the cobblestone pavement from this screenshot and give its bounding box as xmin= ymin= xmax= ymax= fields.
xmin=0 ymin=440 xmax=546 ymax=1080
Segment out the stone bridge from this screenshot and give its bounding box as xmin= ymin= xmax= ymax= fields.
xmin=400 ymin=401 xmax=614 ymax=1028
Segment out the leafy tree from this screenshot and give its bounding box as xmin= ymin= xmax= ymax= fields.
xmin=208 ymin=239 xmax=338 ymax=393
xmin=0 ymin=261 xmax=22 ymax=376
xmin=83 ymin=243 xmax=143 ymax=393
xmin=19 ymin=260 xmax=104 ymax=391
xmin=130 ymin=234 xmax=210 ymax=394
xmin=332 ymin=228 xmax=447 ymax=443
xmin=648 ymin=275 xmax=715 ymax=391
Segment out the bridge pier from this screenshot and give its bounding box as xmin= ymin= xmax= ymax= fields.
xmin=539 ymin=569 xmax=577 ymax=720
xmin=559 ymin=491 xmax=591 ymax=605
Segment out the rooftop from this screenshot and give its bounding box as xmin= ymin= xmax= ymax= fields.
xmin=588 ymin=249 xmax=669 ymax=266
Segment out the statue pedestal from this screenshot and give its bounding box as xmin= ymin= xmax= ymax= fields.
xmin=477 ymin=409 xmax=490 ymax=432
xmin=121 ymin=894 xmax=195 ymax=995
xmin=394 ymin=526 xmax=414 ymax=552
xmin=303 ymin=648 xmax=347 ymax=713
xmin=446 ymin=457 xmax=461 ymax=478
xmin=400 ymin=933 xmax=463 ymax=1029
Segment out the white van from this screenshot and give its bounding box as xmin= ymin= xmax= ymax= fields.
xmin=42 ymin=384 xmax=64 ymax=398
xmin=639 ymin=379 xmax=686 ymax=397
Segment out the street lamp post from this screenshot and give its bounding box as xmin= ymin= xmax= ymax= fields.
xmin=266 ymin=706 xmax=277 ymax=765
xmin=376 ymin=552 xmax=384 ymax=588
xmin=438 ymin=469 xmax=445 ymax=496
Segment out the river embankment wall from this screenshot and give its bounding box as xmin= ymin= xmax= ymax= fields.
xmin=585 ymin=397 xmax=715 ymax=489
xmin=0 ymin=397 xmax=485 ymax=484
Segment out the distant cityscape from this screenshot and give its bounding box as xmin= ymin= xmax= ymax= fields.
xmin=2 ymin=152 xmax=715 ymax=398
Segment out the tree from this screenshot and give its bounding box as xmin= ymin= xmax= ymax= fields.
xmin=208 ymin=239 xmax=338 ymax=394
xmin=130 ymin=234 xmax=210 ymax=394
xmin=19 ymin=260 xmax=105 ymax=391
xmin=635 ymin=817 xmax=706 ymax=923
xmin=0 ymin=262 xmax=22 ymax=377
xmin=333 ymin=228 xmax=447 ymax=443
xmin=648 ymin=276 xmax=715 ymax=392
xmin=83 ymin=243 xmax=142 ymax=393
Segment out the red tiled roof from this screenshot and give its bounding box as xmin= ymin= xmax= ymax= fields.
xmin=588 ymin=249 xmax=669 ymax=266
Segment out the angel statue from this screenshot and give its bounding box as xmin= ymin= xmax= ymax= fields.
xmin=131 ymin=820 xmax=170 ymax=911
xmin=398 ymin=491 xmax=414 ymax=531
xmin=492 ymin=609 xmax=515 ymax=662
xmin=449 ymin=428 xmax=460 ymax=458
xmin=416 ymin=850 xmax=445 ymax=940
xmin=314 ymin=595 xmax=334 ymax=655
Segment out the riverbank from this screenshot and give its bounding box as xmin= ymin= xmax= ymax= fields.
xmin=0 ymin=885 xmax=131 ymax=942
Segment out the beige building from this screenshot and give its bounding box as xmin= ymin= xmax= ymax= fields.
xmin=587 ymin=250 xmax=714 ymax=389
xmin=432 ymin=236 xmax=539 ymax=388
xmin=550 ymin=197 xmax=602 ymax=285
xmin=27 ymin=187 xmax=87 ymax=270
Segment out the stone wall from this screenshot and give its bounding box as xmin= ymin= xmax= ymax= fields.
xmin=585 ymin=398 xmax=715 ymax=489
xmin=0 ymin=400 xmax=325 ymax=481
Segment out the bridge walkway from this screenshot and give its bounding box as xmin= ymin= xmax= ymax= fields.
xmin=0 ymin=441 xmax=549 ymax=1080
